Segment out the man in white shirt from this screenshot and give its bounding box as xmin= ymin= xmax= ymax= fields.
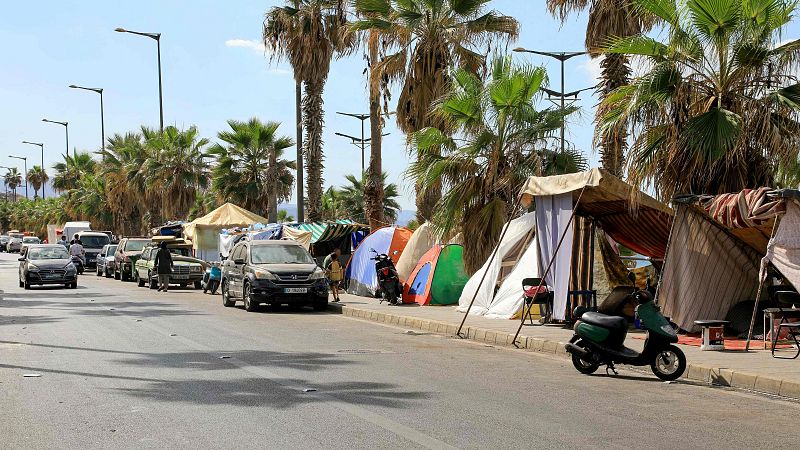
xmin=69 ymin=240 xmax=85 ymax=264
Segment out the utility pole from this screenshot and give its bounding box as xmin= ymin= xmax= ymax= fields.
xmin=115 ymin=27 xmax=164 ymax=132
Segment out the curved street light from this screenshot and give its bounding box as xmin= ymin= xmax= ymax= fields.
xmin=115 ymin=27 xmax=164 ymax=131
xmin=8 ymin=155 xmax=28 ymax=199
xmin=69 ymin=85 xmax=105 ymax=152
xmin=42 ymin=118 xmax=69 ymax=158
xmin=22 ymin=141 xmax=45 ymax=199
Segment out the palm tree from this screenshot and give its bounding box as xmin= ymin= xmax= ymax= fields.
xmin=52 ymin=152 xmax=96 ymax=193
xmin=26 ymin=165 xmax=49 ymax=200
xmin=69 ymin=173 xmax=113 ymax=230
xmin=99 ymin=132 xmax=148 ymax=235
xmin=4 ymin=168 xmax=22 ymax=201
xmin=601 ymin=0 xmax=800 ymax=199
xmin=141 ymin=125 xmax=210 ymax=221
xmin=547 ymin=0 xmax=654 ymax=176
xmin=353 ymin=0 xmax=519 ymax=223
xmin=337 ymin=172 xmax=401 ymax=224
xmin=409 ymin=57 xmax=584 ymax=272
xmin=208 ymin=119 xmax=296 ymax=219
xmin=320 ymin=186 xmax=344 ymax=221
xmin=264 ymin=0 xmax=356 ymax=221
xmin=277 ymin=209 xmax=295 ymax=223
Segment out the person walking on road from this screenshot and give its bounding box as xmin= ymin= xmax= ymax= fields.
xmin=154 ymin=242 xmax=174 ymax=292
xmin=325 ymin=253 xmax=343 ymax=302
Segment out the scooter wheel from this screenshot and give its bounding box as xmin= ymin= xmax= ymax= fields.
xmin=570 ymin=337 xmax=599 ymax=375
xmin=651 ymin=345 xmax=686 ymax=381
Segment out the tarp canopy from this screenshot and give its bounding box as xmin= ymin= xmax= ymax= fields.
xmin=396 ymin=222 xmax=438 ymax=282
xmin=403 ymin=244 xmax=469 ymax=305
xmin=520 ymin=168 xmax=673 ymax=259
xmin=289 ymin=220 xmax=367 ymax=244
xmin=281 ymin=226 xmax=312 ymax=250
xmin=659 ymin=188 xmax=794 ymax=332
xmin=183 ymin=203 xmax=270 ymax=261
xmin=346 ymin=226 xmax=412 ymax=297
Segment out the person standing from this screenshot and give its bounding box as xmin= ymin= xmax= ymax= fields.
xmin=322 ymin=248 xmax=341 ymax=272
xmin=59 ymin=235 xmax=69 ymax=248
xmin=325 ymin=253 xmax=343 ymax=302
xmin=154 ymin=242 xmax=174 ymax=292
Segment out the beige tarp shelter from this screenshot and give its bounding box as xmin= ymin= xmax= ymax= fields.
xmin=459 ymin=169 xmax=673 ymax=329
xmin=657 ymin=189 xmax=800 ymax=339
xmin=281 ymin=226 xmax=312 ymax=250
xmin=183 ymin=203 xmax=270 ymax=261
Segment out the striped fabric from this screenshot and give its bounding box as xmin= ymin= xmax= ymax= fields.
xmin=701 ymin=187 xmax=784 ymax=229
xmin=577 ymin=200 xmax=672 ymax=259
xmin=289 ymin=220 xmax=366 ymax=244
xmin=569 ymin=216 xmax=595 ymax=307
xmin=659 ymin=205 xmax=763 ymax=332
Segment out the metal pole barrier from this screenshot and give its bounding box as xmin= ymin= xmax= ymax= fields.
xmin=456 ymin=196 xmax=523 ymax=338
xmin=746 ymin=217 xmax=781 ymax=351
xmin=512 ymin=184 xmax=588 ymax=347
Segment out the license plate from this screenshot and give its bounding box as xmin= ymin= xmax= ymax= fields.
xmin=173 ymin=275 xmax=189 ymax=280
xmin=42 ymin=274 xmax=60 ymax=280
xmin=284 ymin=288 xmax=308 ymax=294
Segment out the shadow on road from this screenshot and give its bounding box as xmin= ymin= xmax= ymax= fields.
xmin=0 ymin=298 xmax=204 ymax=318
xmin=0 ymin=315 xmax=61 ymax=326
xmin=116 ymin=377 xmax=430 ymax=409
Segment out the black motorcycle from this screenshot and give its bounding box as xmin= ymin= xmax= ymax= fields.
xmin=70 ymin=255 xmax=85 ymax=275
xmin=371 ymin=249 xmax=401 ymax=305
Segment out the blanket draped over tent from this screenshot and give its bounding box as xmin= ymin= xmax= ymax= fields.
xmin=659 ymin=188 xmax=788 ymax=332
xmin=289 ymin=220 xmax=364 ymax=244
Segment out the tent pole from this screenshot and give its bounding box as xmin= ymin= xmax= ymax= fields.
xmin=746 ymin=217 xmax=781 ymax=351
xmin=512 ymin=185 xmax=588 ymax=347
xmin=456 ymin=195 xmax=523 ymax=338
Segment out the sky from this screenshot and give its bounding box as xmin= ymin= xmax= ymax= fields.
xmin=1 ymin=1 xmax=621 ymax=209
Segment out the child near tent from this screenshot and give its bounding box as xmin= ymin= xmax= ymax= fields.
xmin=326 ymin=253 xmax=344 ymax=302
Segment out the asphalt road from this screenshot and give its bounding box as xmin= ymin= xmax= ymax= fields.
xmin=0 ymin=251 xmax=796 ymax=449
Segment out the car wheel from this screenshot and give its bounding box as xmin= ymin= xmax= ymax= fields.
xmin=221 ymin=280 xmax=235 ymax=307
xmin=194 ymin=281 xmax=202 ymax=290
xmin=148 ymin=272 xmax=158 ymax=289
xmin=243 ymin=282 xmax=258 ymax=312
xmin=136 ymin=270 xmax=145 ymax=287
xmin=70 ymin=282 xmax=77 ymax=289
xmin=121 ymin=269 xmax=129 ymax=281
xmin=23 ymin=280 xmax=30 ymax=290
xmin=19 ymin=279 xmax=24 ymax=288
xmin=313 ymin=298 xmax=329 ymax=312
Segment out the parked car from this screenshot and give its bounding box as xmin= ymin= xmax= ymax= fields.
xmin=7 ymin=237 xmax=23 ymax=253
xmin=76 ymin=231 xmax=111 ymax=268
xmin=18 ymin=244 xmax=78 ymax=289
xmin=0 ymin=235 xmax=9 ymax=252
xmin=220 ymin=240 xmax=328 ymax=312
xmin=96 ymin=244 xmax=118 ymax=277
xmin=113 ymin=237 xmax=150 ymax=281
xmin=20 ymin=236 xmax=41 ymax=254
xmin=134 ymin=242 xmax=205 ymax=289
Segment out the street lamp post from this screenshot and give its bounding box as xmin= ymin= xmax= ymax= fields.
xmin=21 ymin=141 xmax=44 ymax=199
xmin=335 ymin=112 xmax=369 ymax=174
xmin=69 ymin=85 xmax=105 ymax=151
xmin=42 ymin=119 xmax=69 ymax=158
xmin=8 ymin=156 xmax=28 ymax=200
xmin=513 ymin=48 xmax=589 ymax=153
xmin=115 ymin=27 xmax=163 ymax=132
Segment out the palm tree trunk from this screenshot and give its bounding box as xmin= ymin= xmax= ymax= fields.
xmin=364 ymin=34 xmax=385 ymax=230
xmin=597 ymin=53 xmax=631 ymax=176
xmin=296 ymin=80 xmax=304 ymax=223
xmin=267 ymin=146 xmax=278 ymax=223
xmin=302 ymin=78 xmax=325 ymax=222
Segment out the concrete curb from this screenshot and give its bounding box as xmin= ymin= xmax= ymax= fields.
xmin=328 ymin=303 xmax=800 ymax=400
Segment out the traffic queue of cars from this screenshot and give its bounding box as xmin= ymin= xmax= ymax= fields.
xmin=15 ymin=234 xmax=331 ymax=312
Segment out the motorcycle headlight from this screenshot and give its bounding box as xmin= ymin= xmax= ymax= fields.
xmin=253 ymin=269 xmax=278 ymax=280
xmin=309 ymin=268 xmax=326 ymax=280
xmin=28 ymin=264 xmax=40 ymax=272
xmin=190 ymin=265 xmax=202 ymax=273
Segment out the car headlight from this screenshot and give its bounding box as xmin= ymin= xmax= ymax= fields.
xmin=190 ymin=265 xmax=202 ymax=273
xmin=309 ymin=268 xmax=326 ymax=280
xmin=28 ymin=264 xmax=40 ymax=272
xmin=253 ymin=268 xmax=278 ymax=280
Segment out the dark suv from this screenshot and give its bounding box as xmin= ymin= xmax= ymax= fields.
xmin=114 ymin=237 xmax=150 ymax=281
xmin=221 ymin=240 xmax=328 ymax=312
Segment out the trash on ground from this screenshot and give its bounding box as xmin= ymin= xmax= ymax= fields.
xmin=303 ymin=388 xmax=317 ymax=392
xmin=219 ymin=355 xmax=231 ymax=359
xmin=169 ymin=333 xmax=177 ymax=336
xmin=23 ymin=373 xmax=41 ymax=377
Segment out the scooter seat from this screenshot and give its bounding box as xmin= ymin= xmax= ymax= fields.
xmin=580 ymin=312 xmax=627 ymax=331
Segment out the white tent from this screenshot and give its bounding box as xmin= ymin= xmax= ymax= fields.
xmin=396 ymin=222 xmax=437 ymax=282
xmin=457 ymin=213 xmax=538 ymax=318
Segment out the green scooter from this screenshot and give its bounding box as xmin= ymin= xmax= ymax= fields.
xmin=565 ymin=275 xmax=687 ymax=381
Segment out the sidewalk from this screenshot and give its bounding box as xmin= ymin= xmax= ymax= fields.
xmin=330 ymin=293 xmax=800 ymax=400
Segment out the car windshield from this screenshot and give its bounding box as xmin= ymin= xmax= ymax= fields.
xmin=250 ymin=245 xmax=314 ymax=264
xmin=23 ymin=237 xmax=39 ymax=243
xmin=106 ymin=245 xmax=118 ymax=255
xmin=28 ymin=247 xmax=69 ymax=260
xmin=169 ymin=248 xmax=190 ymax=257
xmin=124 ymin=240 xmax=148 ymax=251
xmin=81 ymin=235 xmax=110 ymax=248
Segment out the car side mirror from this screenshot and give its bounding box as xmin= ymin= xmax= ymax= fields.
xmin=18 ymin=257 xmax=25 ymax=261
xmin=234 ymin=258 xmax=245 ymax=265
